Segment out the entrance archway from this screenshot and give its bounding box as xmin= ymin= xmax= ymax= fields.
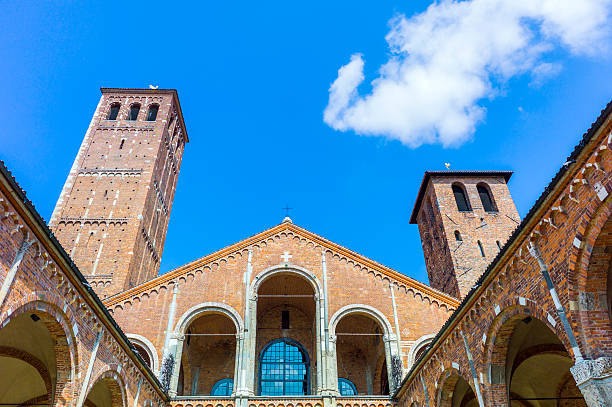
xmin=177 ymin=312 xmax=238 ymax=396
xmin=489 ymin=311 xmax=586 ymax=406
xmin=253 ymin=269 xmax=319 ymax=395
xmin=0 ymin=305 xmax=74 ymax=407
xmin=85 ymin=373 xmax=125 ymax=407
xmin=331 ymin=306 xmax=395 ymax=395
xmin=437 ymin=372 xmax=477 ymax=407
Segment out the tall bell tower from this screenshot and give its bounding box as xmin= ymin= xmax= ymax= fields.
xmin=50 ymin=88 xmax=188 ymax=298
xmin=410 ymin=171 xmax=520 ymax=298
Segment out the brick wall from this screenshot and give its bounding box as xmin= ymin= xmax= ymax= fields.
xmin=49 ymin=88 xmax=187 ymax=299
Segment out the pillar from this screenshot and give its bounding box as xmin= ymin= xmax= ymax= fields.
xmin=571 ymin=357 xmax=612 ymax=407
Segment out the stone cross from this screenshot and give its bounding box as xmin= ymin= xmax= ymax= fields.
xmin=281 ymin=251 xmax=292 ymax=263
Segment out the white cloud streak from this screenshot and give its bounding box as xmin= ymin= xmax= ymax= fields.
xmin=324 ymin=0 xmax=611 ymax=147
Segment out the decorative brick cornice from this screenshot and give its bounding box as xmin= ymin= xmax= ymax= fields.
xmin=59 ymin=217 xmax=130 ymax=223
xmin=78 ymin=168 xmax=143 ymax=176
xmin=104 ymin=221 xmax=460 ymax=308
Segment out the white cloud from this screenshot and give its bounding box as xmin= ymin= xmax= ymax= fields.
xmin=324 ymin=0 xmax=611 ymax=147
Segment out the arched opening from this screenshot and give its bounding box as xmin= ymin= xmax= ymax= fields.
xmin=477 ymin=183 xmax=497 ymax=213
xmin=338 ymin=378 xmax=357 ymax=396
xmin=259 ymin=338 xmax=310 ymax=395
xmin=335 ymin=313 xmax=389 ymax=395
xmin=128 ymin=104 xmax=140 ymax=121
xmin=131 ymin=343 xmax=151 ymax=369
xmin=455 ymin=230 xmax=462 ymax=241
xmin=146 ymin=104 xmax=159 ymax=121
xmin=578 ymin=214 xmax=612 ymax=358
xmin=0 ymin=309 xmax=72 ymax=407
xmin=107 ymin=103 xmax=120 ymax=120
xmin=438 ymin=373 xmax=477 ymax=407
xmin=489 ymin=313 xmax=586 ymax=406
xmin=177 ymin=312 xmax=237 ymax=396
xmin=85 ymin=375 xmax=125 ymax=407
xmin=255 ymin=272 xmax=316 ymax=395
xmin=452 ymin=184 xmax=472 ymax=212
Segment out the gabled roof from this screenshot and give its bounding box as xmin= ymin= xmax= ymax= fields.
xmin=409 ymin=171 xmax=514 ymax=224
xmin=103 ymin=219 xmax=460 ymax=307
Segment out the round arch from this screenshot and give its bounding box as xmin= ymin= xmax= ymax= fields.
xmin=570 ymin=192 xmax=612 ymax=358
xmin=250 ymin=265 xmax=323 ymax=298
xmin=329 ymin=304 xmax=394 ymax=337
xmin=0 ymin=298 xmax=78 ymax=407
xmin=174 ymin=302 xmax=244 ymax=335
xmin=126 ymin=334 xmax=159 ymax=374
xmin=435 ymin=368 xmax=477 ymax=407
xmin=406 ymin=334 xmax=435 ymax=369
xmin=484 ymin=303 xmax=584 ymax=406
xmin=85 ymin=370 xmax=128 ymax=407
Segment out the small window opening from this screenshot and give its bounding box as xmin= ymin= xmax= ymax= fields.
xmin=454 ymin=230 xmax=462 ymax=241
xmin=119 ymin=139 xmax=125 ymax=149
xmin=452 ymin=184 xmax=471 ymax=212
xmin=104 ymin=190 xmax=108 ymax=198
xmin=107 ymin=103 xmax=120 ymax=120
xmin=128 ymin=104 xmax=140 ymax=120
xmin=281 ymin=310 xmax=290 ymax=329
xmin=146 ymin=104 xmax=159 ymax=121
xmin=478 ymin=240 xmax=485 ymax=257
xmin=496 ymin=240 xmax=502 ymax=250
xmin=477 ymin=183 xmax=497 ymax=212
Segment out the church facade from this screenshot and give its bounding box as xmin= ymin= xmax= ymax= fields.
xmin=0 ymin=88 xmax=611 ymax=407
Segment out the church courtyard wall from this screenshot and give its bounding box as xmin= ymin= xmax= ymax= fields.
xmin=0 ymin=162 xmax=167 ymax=407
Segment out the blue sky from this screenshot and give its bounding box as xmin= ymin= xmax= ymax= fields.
xmin=1 ymin=1 xmax=611 ymax=285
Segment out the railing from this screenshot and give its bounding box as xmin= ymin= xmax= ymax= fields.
xmin=170 ymin=396 xmax=396 ymax=407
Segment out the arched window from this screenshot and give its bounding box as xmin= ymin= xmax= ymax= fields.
xmin=107 ymin=103 xmax=120 ymax=120
xmin=454 ymin=230 xmax=462 ymax=241
xmin=338 ymin=378 xmax=357 ymax=396
xmin=128 ymin=104 xmax=140 ymax=121
xmin=477 ymin=183 xmax=497 ymax=212
xmin=211 ymin=378 xmax=233 ymax=396
xmin=452 ymin=184 xmax=471 ymax=212
xmin=259 ymin=338 xmax=309 ymax=395
xmin=146 ymin=104 xmax=159 ymax=121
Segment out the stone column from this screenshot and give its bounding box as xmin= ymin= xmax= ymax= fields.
xmin=239 ymin=294 xmax=257 ymax=396
xmin=571 ymin=357 xmax=612 ymax=407
xmin=384 ymin=333 xmax=400 ymax=394
xmin=327 ymin=334 xmax=339 ymax=395
xmin=168 ymin=333 xmax=185 ymax=397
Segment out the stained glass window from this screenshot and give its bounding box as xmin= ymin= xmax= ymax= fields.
xmin=211 ymin=378 xmax=233 ymax=396
xmin=338 ymin=378 xmax=357 ymax=396
xmin=259 ymin=339 xmax=309 ymax=395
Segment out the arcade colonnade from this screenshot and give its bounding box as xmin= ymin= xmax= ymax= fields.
xmin=155 ymin=266 xmax=402 ymax=398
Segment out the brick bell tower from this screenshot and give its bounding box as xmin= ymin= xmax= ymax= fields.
xmin=410 ymin=171 xmax=520 ymax=299
xmin=50 ymin=88 xmax=188 ymax=298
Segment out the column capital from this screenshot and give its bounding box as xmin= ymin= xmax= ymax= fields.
xmin=571 ymin=357 xmax=612 ymax=386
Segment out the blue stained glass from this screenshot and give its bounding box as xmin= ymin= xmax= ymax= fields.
xmin=338 ymin=378 xmax=357 ymax=396
xmin=211 ymin=378 xmax=233 ymax=396
xmin=259 ymin=339 xmax=309 ymax=395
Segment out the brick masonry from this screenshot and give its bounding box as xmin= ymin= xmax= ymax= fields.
xmin=2 ymin=88 xmax=612 ymax=407
xmin=49 ymin=88 xmax=188 ymax=299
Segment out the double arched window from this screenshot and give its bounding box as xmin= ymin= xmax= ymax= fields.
xmin=338 ymin=378 xmax=357 ymax=396
xmin=211 ymin=378 xmax=233 ymax=396
xmin=452 ymin=183 xmax=471 ymax=212
xmin=477 ymin=183 xmax=497 ymax=212
xmin=259 ymin=338 xmax=309 ymax=396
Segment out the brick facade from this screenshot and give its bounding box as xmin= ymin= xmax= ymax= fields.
xmin=2 ymin=88 xmax=612 ymax=407
xmin=49 ymin=88 xmax=188 ymax=299
xmin=411 ymin=173 xmax=520 ymax=298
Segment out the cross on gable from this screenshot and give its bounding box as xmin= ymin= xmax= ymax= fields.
xmin=281 ymin=251 xmax=292 ymax=263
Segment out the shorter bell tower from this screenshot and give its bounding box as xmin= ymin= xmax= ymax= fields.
xmin=410 ymin=171 xmax=520 ymax=299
